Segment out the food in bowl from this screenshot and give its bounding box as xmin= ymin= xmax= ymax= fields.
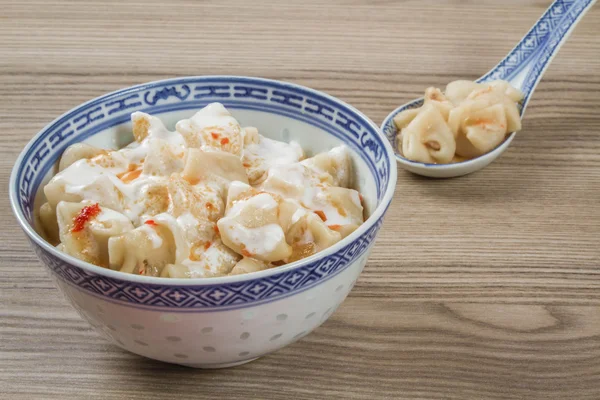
xmin=394 ymin=80 xmax=523 ymax=164
xmin=38 ymin=102 xmax=365 ymax=279
xmin=11 ymin=76 xmax=396 ymax=368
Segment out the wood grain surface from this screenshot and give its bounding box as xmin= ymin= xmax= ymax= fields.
xmin=1 ymin=1 xmax=600 ymax=399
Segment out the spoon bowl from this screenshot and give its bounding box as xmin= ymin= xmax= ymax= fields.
xmin=382 ymin=0 xmax=596 ymax=178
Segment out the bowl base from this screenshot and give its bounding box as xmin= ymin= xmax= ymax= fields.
xmin=179 ymin=357 xmax=261 ymax=369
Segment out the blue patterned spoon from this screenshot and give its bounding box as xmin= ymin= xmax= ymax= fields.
xmin=381 ymin=0 xmax=597 ymax=178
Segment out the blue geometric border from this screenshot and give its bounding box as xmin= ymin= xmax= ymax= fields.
xmin=34 ymin=214 xmax=383 ymax=311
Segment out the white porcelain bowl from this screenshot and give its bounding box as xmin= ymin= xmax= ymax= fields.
xmin=9 ymin=76 xmax=397 ymax=368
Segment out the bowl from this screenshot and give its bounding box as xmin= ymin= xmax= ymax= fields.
xmin=381 ymin=98 xmax=517 ymax=178
xmin=9 ymin=76 xmax=397 ymax=368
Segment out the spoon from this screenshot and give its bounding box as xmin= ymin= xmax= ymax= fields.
xmin=381 ymin=0 xmax=597 ymax=178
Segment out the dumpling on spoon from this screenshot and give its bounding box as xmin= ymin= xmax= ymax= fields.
xmin=400 ymin=104 xmax=456 ymax=164
xmin=444 ymin=80 xmax=485 ymax=105
xmin=394 ymin=79 xmax=523 ymax=164
xmin=455 ymin=103 xmax=508 ymax=158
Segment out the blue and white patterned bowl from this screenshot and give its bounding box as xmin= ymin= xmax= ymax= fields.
xmin=9 ymin=76 xmax=397 ymax=368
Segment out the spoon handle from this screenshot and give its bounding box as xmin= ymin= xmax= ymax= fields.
xmin=478 ymin=0 xmax=597 ymax=112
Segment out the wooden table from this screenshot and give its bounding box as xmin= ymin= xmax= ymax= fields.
xmin=2 ymin=1 xmax=599 ymax=399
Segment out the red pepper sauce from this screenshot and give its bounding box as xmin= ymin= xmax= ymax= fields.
xmin=314 ymin=210 xmax=327 ymax=222
xmin=71 ymin=203 xmax=101 ymax=232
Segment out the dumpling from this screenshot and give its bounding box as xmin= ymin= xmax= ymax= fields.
xmin=182 ymin=238 xmax=241 ymax=278
xmin=146 ymin=213 xmax=191 ymax=264
xmin=44 ymin=164 xmax=94 ymax=209
xmin=58 ymin=143 xmax=107 ymax=172
xmin=489 ymin=80 xmax=525 ymax=103
xmin=393 ymin=108 xmax=421 ymax=131
xmin=175 ymin=103 xmax=244 ymax=156
xmin=136 ymin=182 xmax=170 ymax=217
xmin=167 ymin=174 xmax=224 ymax=223
xmin=142 ymin=138 xmax=185 ymax=177
xmin=461 ymin=103 xmax=508 ymax=156
xmin=449 ymin=83 xmax=522 ymax=158
xmin=182 ymin=148 xmax=248 ymax=188
xmin=301 ymin=145 xmax=353 ymax=188
xmin=261 ymin=161 xmax=363 ymax=237
xmin=445 ymin=80 xmax=485 ymax=105
xmin=242 ymin=126 xmax=260 ymax=145
xmin=39 ymin=202 xmax=60 ymax=245
xmin=57 ymin=202 xmax=133 ymax=268
xmin=423 ymin=87 xmax=454 ymax=120
xmin=131 ymin=111 xmax=185 ymax=146
xmin=229 ymin=257 xmax=272 ymax=276
xmin=313 ymin=186 xmax=363 ymax=238
xmin=261 ymin=163 xmax=330 ymax=200
xmin=393 ymin=88 xmax=454 ymax=132
xmin=241 ymin=133 xmax=304 ymax=185
xmin=160 ymin=264 xmax=192 ymax=279
xmin=151 ymin=209 xmax=239 ymax=278
xmin=285 ymin=212 xmax=341 ymax=263
xmin=401 ymin=104 xmax=456 ymax=164
xmin=218 ymin=182 xmax=292 ymax=262
xmin=44 ymin=152 xmax=130 ymax=210
xmin=465 ymin=85 xmax=522 ymax=132
xmin=108 ymin=221 xmax=176 ymax=275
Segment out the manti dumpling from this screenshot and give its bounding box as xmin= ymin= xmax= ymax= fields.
xmin=229 ymin=257 xmax=272 ymax=276
xmin=445 ymin=80 xmax=523 ymax=106
xmin=241 ymin=130 xmax=304 ymax=185
xmin=300 ymin=145 xmax=353 ymax=188
xmin=142 ymin=138 xmax=185 ymax=177
xmin=56 ymin=201 xmax=133 ymax=268
xmin=108 ymin=220 xmax=176 ymax=275
xmin=134 ymin=171 xmax=240 ymax=277
xmin=261 ymin=153 xmax=363 ymax=238
xmin=182 ymin=148 xmax=248 ymax=191
xmin=394 ymin=79 xmax=524 ymax=163
xmin=218 ymin=181 xmax=345 ymax=265
xmin=312 ymin=186 xmax=363 ymax=238
xmin=58 ymin=143 xmax=108 ymax=172
xmin=131 ymin=213 xmax=240 ymax=278
xmin=392 ymin=87 xmax=454 ymax=132
xmin=399 ymin=103 xmax=456 ymax=164
xmin=175 ymin=103 xmax=244 ymax=156
xmin=284 ymin=209 xmax=341 ymax=263
xmin=218 ymin=181 xmax=292 ymax=262
xmin=45 ymin=111 xmax=186 ymax=225
xmin=449 ymin=84 xmax=523 ymax=158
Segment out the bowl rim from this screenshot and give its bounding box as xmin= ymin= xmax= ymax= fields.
xmin=10 ymin=75 xmax=397 ymax=286
xmin=381 ymin=100 xmax=517 ymax=169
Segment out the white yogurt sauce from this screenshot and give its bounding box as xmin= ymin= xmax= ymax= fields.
xmin=244 ymin=135 xmax=303 ymax=168
xmin=138 ymin=224 xmax=164 ymax=249
xmin=220 ymin=193 xmax=284 ymax=257
xmin=176 ymin=103 xmax=239 ymax=133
